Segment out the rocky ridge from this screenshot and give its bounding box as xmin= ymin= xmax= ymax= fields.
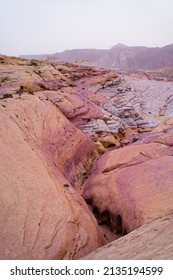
xmin=20 ymin=43 xmax=173 ymax=70
xmin=0 ymin=55 xmax=173 ymax=259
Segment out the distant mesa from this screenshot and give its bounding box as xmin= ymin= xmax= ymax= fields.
xmin=20 ymin=43 xmax=173 ymax=70
xmin=110 ymin=43 xmax=129 ymax=49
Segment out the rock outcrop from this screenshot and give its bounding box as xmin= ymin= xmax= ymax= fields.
xmin=83 ymin=132 xmax=173 ymax=233
xmin=1 ymin=55 xmax=173 ymax=260
xmin=0 ymin=69 xmax=105 ymax=259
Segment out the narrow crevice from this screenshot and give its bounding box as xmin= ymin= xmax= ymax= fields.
xmin=85 ymin=199 xmax=127 ymax=243
xmin=93 ymin=207 xmax=127 ymax=235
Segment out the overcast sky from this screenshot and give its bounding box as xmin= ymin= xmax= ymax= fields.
xmin=0 ymin=0 xmax=173 ymax=56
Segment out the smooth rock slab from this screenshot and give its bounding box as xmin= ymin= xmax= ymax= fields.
xmin=83 ymin=134 xmax=173 ymax=233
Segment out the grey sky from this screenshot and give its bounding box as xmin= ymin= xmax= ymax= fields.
xmin=0 ymin=0 xmax=173 ymax=56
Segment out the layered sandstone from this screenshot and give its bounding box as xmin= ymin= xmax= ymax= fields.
xmin=1 ymin=55 xmax=173 ymax=260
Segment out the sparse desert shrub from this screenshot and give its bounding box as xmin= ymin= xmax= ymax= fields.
xmin=16 ymin=82 xmax=40 ymax=94
xmin=29 ymin=60 xmax=38 ymax=67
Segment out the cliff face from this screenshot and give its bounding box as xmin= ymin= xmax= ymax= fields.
xmin=1 ymin=55 xmax=173 ymax=259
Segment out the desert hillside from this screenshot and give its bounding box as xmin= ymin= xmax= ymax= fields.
xmin=0 ymin=55 xmax=173 ymax=259
xmin=21 ymin=44 xmax=173 ymax=70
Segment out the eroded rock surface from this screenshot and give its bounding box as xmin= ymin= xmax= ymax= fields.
xmin=1 ymin=55 xmax=173 ymax=260
xmin=83 ymin=132 xmax=173 ymax=234
xmin=84 ymin=212 xmax=173 ymax=260
xmin=0 ymin=93 xmax=103 ymax=260
xmin=1 ymin=55 xmax=173 ymax=153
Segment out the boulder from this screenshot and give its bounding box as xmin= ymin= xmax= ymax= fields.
xmin=83 ymin=133 xmax=173 ymax=233
xmin=100 ymin=135 xmax=119 ymax=148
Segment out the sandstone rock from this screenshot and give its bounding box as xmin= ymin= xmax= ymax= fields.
xmin=0 ymin=56 xmax=68 ymax=97
xmin=90 ymin=84 xmax=103 ymax=93
xmin=84 ymin=212 xmax=173 ymax=260
xmin=138 ymin=127 xmax=153 ymax=133
xmin=107 ymin=123 xmax=121 ymax=134
xmin=94 ymin=141 xmax=106 ymax=155
xmin=152 ymin=123 xmax=173 ymax=133
xmin=83 ymin=134 xmax=173 ymax=234
xmin=100 ymin=135 xmax=119 ymax=148
xmin=2 ymin=54 xmax=173 ymax=261
xmin=0 ymin=94 xmax=103 ymax=260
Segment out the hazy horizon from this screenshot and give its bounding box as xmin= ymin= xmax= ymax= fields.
xmin=19 ymin=42 xmax=173 ymax=57
xmin=1 ymin=0 xmax=173 ymax=56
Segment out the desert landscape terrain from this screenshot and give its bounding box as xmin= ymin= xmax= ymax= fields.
xmin=0 ymin=52 xmax=173 ymax=259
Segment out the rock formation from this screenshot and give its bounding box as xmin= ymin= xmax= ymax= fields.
xmin=1 ymin=54 xmax=173 ymax=259
xmin=0 ymin=93 xmax=106 ymax=259
xmin=83 ymin=132 xmax=173 ymax=233
xmin=0 ymin=56 xmax=105 ymax=259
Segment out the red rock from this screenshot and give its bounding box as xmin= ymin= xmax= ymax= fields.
xmin=38 ymin=89 xmax=103 ymax=126
xmin=0 ymin=95 xmax=103 ymax=259
xmin=1 ymin=54 xmax=173 ymax=261
xmin=83 ymin=134 xmax=173 ymax=233
xmin=84 ymin=212 xmax=173 ymax=260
